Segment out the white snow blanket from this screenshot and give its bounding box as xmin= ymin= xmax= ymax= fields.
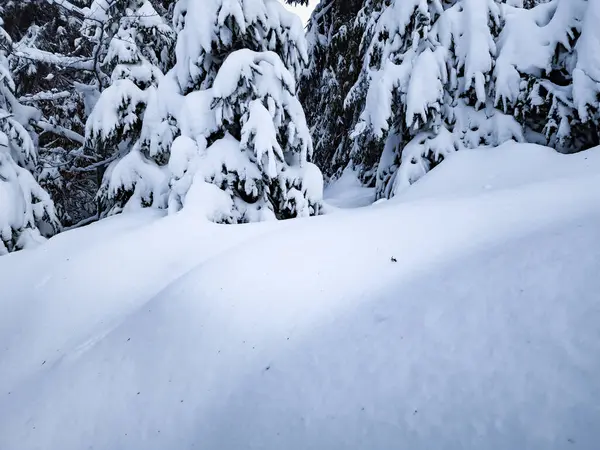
xmin=1 ymin=143 xmax=599 ymax=449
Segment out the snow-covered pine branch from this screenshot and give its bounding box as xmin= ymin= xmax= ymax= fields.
xmin=19 ymin=90 xmax=73 ymax=103
xmin=35 ymin=120 xmax=86 ymax=145
xmin=12 ymin=47 xmax=94 ymax=71
xmin=172 ymin=0 xmax=308 ymax=94
xmin=495 ymin=0 xmax=600 ymax=152
xmin=44 ymin=0 xmax=88 ymax=17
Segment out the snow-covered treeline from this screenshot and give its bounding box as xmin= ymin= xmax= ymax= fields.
xmin=0 ymin=0 xmax=599 ymax=254
xmin=0 ymin=0 xmax=320 ymax=253
xmin=302 ymin=0 xmax=600 ymax=197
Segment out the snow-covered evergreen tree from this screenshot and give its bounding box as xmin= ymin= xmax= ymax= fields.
xmin=0 ymin=15 xmax=59 ymax=254
xmin=84 ymin=0 xmax=176 ymax=215
xmin=138 ymin=0 xmax=323 ymax=222
xmin=2 ymin=0 xmax=94 ymax=226
xmin=299 ymin=0 xmax=367 ymax=182
xmin=351 ymin=0 xmax=523 ymax=199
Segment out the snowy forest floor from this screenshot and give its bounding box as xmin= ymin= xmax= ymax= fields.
xmin=1 ymin=142 xmax=600 ymax=449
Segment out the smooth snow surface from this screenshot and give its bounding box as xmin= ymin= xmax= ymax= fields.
xmin=1 ymin=143 xmax=600 ymax=449
xmin=324 ymin=168 xmax=375 ymax=208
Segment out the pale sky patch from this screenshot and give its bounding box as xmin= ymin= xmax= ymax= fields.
xmin=281 ymin=0 xmax=318 ymax=25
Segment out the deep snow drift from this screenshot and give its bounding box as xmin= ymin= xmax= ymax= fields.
xmin=1 ymin=143 xmax=600 ymax=449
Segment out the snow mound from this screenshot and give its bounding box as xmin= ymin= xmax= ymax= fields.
xmin=324 ymin=167 xmax=375 ymax=209
xmin=1 ymin=143 xmax=600 ymax=449
xmin=398 ymin=142 xmax=600 ymax=201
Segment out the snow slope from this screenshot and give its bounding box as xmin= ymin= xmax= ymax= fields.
xmin=324 ymin=167 xmax=375 ymax=208
xmin=1 ymin=143 xmax=600 ymax=449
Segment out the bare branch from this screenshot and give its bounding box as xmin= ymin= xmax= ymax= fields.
xmin=62 ymin=215 xmax=98 ymax=231
xmin=70 ymin=155 xmax=117 ymax=172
